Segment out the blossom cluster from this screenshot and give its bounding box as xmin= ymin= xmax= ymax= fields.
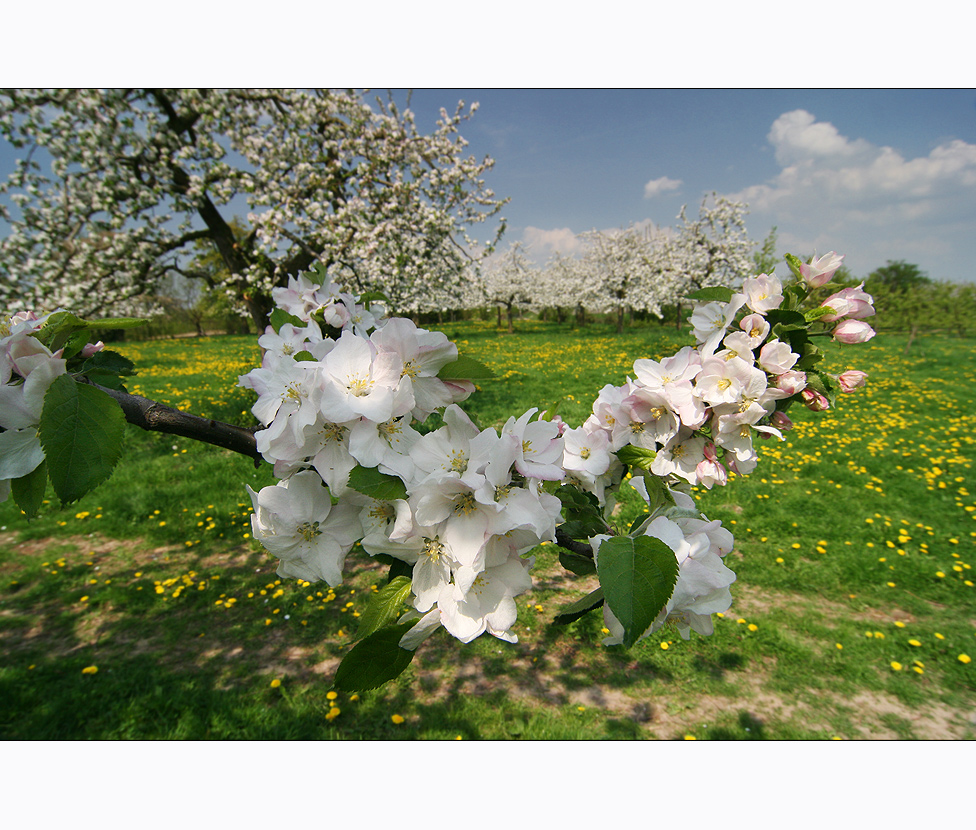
xmin=239 ymin=253 xmax=875 ymax=653
xmin=563 ymin=252 xmax=874 ymax=503
xmin=241 ymin=273 xmax=562 ymax=646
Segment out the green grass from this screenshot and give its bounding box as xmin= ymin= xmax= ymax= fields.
xmin=1 ymin=322 xmax=974 ymax=739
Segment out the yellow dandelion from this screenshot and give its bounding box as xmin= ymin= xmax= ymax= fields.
xmin=81 ymin=665 xmax=98 ymax=675
xmin=890 ymin=661 xmax=903 ymax=671
xmin=660 ymin=642 xmax=669 ymax=650
xmin=391 ymin=714 xmax=405 ymax=724
xmin=959 ymin=654 xmax=972 ymax=665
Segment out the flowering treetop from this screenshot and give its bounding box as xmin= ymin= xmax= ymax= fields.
xmin=0 ymin=248 xmax=874 ymax=691
xmin=0 ymin=89 xmax=507 ymax=327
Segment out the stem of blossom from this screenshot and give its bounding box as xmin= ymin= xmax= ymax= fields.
xmin=79 ymin=377 xmax=262 ymax=465
xmin=554 ymin=529 xmax=599 ymax=557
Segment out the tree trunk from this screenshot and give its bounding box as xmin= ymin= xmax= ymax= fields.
xmin=616 ymin=305 xmax=624 ymax=335
xmin=497 ymin=304 xmax=502 ymax=329
xmin=904 ymin=323 xmax=919 ymax=355
xmin=506 ymin=303 xmax=514 ymax=335
xmin=245 ymin=293 xmax=274 ymax=335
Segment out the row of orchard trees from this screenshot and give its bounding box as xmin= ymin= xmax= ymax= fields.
xmin=476 ymin=195 xmax=756 ymax=333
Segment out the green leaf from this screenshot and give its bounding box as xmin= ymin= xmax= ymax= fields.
xmin=687 ymin=286 xmax=735 ymax=304
xmin=597 ymin=535 xmax=679 ymax=648
xmin=794 ymin=340 xmax=824 ymax=371
xmin=358 ymin=290 xmax=390 ymax=310
xmin=80 ymin=350 xmax=136 ymax=391
xmin=803 ymin=306 xmax=834 ymax=323
xmin=37 ymin=311 xmax=89 ymax=352
xmin=785 ymin=252 xmax=804 ymax=280
xmin=558 ymin=550 xmax=596 ymax=576
xmin=292 ymin=350 xmax=316 ymax=362
xmin=269 ymin=308 xmax=306 ymax=334
xmin=555 ymin=484 xmax=607 ymax=539
xmin=37 ymin=375 xmax=126 ymax=506
xmin=537 ymin=398 xmax=564 ymax=421
xmin=11 ymin=460 xmax=47 ymax=520
xmin=88 ymin=317 xmax=147 ymax=331
xmin=632 ymin=474 xmax=676 ymax=514
xmin=559 ymin=517 xmax=606 ymax=540
xmin=553 ymin=587 xmax=604 ymax=625
xmin=615 ymin=445 xmax=657 ymax=471
xmin=38 ymin=313 xmax=147 ymax=354
xmin=437 ymin=355 xmax=495 ymax=380
xmin=332 ymin=623 xmax=416 ymax=692
xmin=356 ymin=576 xmax=413 ymax=640
xmin=765 ymin=308 xmax=808 ymax=334
xmin=62 ymin=329 xmax=92 ymax=360
xmin=555 ymin=484 xmax=601 ymax=512
xmin=782 ymin=282 xmax=807 ymax=312
xmin=346 ymin=465 xmax=408 ymax=502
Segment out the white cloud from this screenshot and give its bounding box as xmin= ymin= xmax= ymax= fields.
xmin=644 ymin=175 xmax=683 ymax=198
xmin=727 ymin=110 xmax=976 ymax=280
xmin=520 ymin=226 xmax=585 ymax=260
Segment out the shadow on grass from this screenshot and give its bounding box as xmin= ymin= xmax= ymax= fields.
xmin=1 ymin=532 xmax=753 ymax=739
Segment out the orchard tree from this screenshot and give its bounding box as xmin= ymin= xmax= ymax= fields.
xmin=659 ymin=194 xmax=755 ymax=325
xmin=577 ymin=225 xmax=666 ymax=333
xmin=481 ymin=241 xmax=536 ymax=333
xmin=0 ymin=89 xmax=507 ymax=329
xmin=537 ymin=252 xmax=589 ymax=324
xmin=866 ymin=260 xmax=931 ymax=294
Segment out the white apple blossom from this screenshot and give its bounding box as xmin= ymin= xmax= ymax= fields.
xmin=247 ymin=471 xmax=362 ymax=586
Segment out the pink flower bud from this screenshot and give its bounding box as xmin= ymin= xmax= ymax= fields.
xmin=832 ymin=319 xmax=875 ymax=344
xmin=770 ymin=410 xmax=794 ymax=431
xmin=820 ymin=283 xmax=875 ymax=322
xmin=548 ymin=414 xmax=568 ymax=435
xmin=801 ymin=389 xmax=830 ymax=411
xmin=775 ymin=370 xmax=807 ymax=395
xmin=703 ymin=441 xmax=718 ymax=463
xmin=837 ymin=370 xmax=868 ymax=393
xmin=81 ymin=340 xmax=105 ymax=358
xmin=799 ymin=252 xmax=844 ymax=288
xmin=695 ymin=458 xmax=727 ymax=489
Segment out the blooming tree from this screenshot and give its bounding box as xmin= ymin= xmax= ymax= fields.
xmin=575 ymin=225 xmax=669 ymax=333
xmin=659 ymin=194 xmax=755 ymax=304
xmin=0 ymin=89 xmax=507 ymax=328
xmin=480 ymin=242 xmax=537 ymax=333
xmin=0 ymin=246 xmax=876 ymax=691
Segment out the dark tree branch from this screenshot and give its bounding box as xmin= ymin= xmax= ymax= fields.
xmin=81 ymin=377 xmax=262 ymax=465
xmin=554 ymin=529 xmax=596 ymax=558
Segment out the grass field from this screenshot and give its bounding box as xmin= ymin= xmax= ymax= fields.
xmin=1 ymin=320 xmax=974 ymax=739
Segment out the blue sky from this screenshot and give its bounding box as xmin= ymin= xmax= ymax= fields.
xmin=392 ymin=89 xmax=976 ymax=283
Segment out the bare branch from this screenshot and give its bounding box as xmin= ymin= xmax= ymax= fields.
xmin=80 ymin=377 xmax=261 ymax=465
